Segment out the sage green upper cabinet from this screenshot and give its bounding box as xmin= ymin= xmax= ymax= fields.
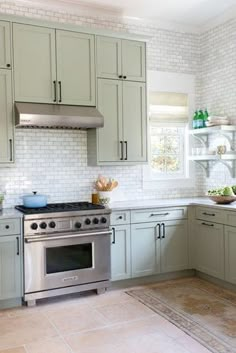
xmin=0 ymin=21 xmax=11 ymax=69
xmin=13 ymin=23 xmax=56 ymax=103
xmin=96 ymin=36 xmax=146 ymax=82
xmin=96 ymin=36 xmax=121 ymax=80
xmin=0 ymin=69 xmax=13 ymax=164
xmin=195 ymin=220 xmax=224 ymax=280
xmin=56 ymin=30 xmax=95 ymax=106
xmin=87 ymin=79 xmax=147 ymax=165
xmin=97 ymin=79 xmax=122 ymax=162
xmin=122 ymin=40 xmax=146 ymax=82
xmin=160 ymin=220 xmax=189 ymax=273
xmin=225 ymin=226 xmax=236 ymax=284
xmin=123 ymin=81 xmax=147 ymax=162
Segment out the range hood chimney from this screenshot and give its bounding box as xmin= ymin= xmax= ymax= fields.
xmin=15 ymin=102 xmax=104 ymax=129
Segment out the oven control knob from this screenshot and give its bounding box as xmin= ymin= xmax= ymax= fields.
xmin=93 ymin=218 xmax=99 ymax=224
xmin=101 ymin=217 xmax=107 ymax=224
xmin=49 ymin=221 xmax=56 ymax=228
xmin=31 ymin=223 xmax=38 ymax=230
xmin=85 ymin=218 xmax=91 ymax=225
xmin=75 ymin=222 xmax=82 ymax=229
xmin=40 ymin=222 xmax=47 ymax=229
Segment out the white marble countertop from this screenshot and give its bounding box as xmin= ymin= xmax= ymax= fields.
xmin=0 ymin=208 xmax=23 ymax=220
xmin=110 ymin=197 xmax=236 ymax=211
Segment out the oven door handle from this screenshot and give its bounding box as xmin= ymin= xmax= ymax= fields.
xmin=25 ymin=230 xmax=113 ymax=243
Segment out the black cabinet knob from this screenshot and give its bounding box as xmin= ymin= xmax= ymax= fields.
xmin=118 ymin=75 xmax=122 ymax=78
xmin=6 ymin=64 xmax=11 ymax=68
xmin=123 ymin=76 xmax=127 ymax=79
xmin=5 ymin=225 xmax=10 ymax=229
xmin=31 ymin=223 xmax=38 ymax=230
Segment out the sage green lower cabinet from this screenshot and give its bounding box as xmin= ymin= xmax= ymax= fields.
xmin=0 ymin=69 xmax=14 ymax=164
xmin=195 ymin=220 xmax=224 ymax=280
xmin=111 ymin=225 xmax=131 ymax=281
xmin=225 ymin=226 xmax=236 ymax=284
xmin=131 ymin=222 xmax=160 ymax=278
xmin=0 ymin=235 xmax=21 ymax=303
xmin=161 ymin=220 xmax=189 ymax=273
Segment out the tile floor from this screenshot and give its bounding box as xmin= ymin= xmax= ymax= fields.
xmin=0 ymin=286 xmax=212 ymax=353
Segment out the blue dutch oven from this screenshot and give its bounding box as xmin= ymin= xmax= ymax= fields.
xmin=22 ymin=191 xmax=47 ymax=208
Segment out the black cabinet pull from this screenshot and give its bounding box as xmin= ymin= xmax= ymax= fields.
xmin=156 ymin=223 xmax=161 ymax=239
xmin=202 ymin=222 xmax=214 ymax=227
xmin=53 ymin=80 xmax=57 ymax=102
xmin=161 ymin=223 xmax=165 ymax=239
xmin=118 ymin=216 xmax=123 ymax=220
xmin=58 ymin=81 xmax=62 ymax=102
xmin=123 ymin=76 xmax=127 ymax=79
xmin=6 ymin=63 xmax=11 ymax=68
xmin=9 ymin=139 xmax=13 ymax=161
xmin=124 ymin=141 xmax=128 ymax=160
xmin=202 ymin=212 xmax=215 ymax=217
xmin=112 ymin=227 xmax=116 ymax=244
xmin=5 ymin=225 xmax=9 ymax=229
xmin=118 ymin=75 xmax=122 ymax=78
xmin=16 ymin=237 xmax=20 ymax=255
xmin=120 ymin=141 xmax=124 ymax=160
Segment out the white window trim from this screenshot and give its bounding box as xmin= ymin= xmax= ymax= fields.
xmin=143 ymin=70 xmax=196 ymax=190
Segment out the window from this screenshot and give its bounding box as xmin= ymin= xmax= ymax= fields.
xmin=149 ymin=92 xmax=189 ymax=180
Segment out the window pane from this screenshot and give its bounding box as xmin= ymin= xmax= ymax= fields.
xmin=151 ymin=155 xmax=165 ymax=172
xmin=165 ymin=156 xmax=180 ymax=172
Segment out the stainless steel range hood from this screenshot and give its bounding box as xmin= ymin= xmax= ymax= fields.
xmin=15 ymin=102 xmax=104 ymax=129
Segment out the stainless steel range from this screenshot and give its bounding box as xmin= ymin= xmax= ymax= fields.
xmin=15 ymin=202 xmax=112 ymax=306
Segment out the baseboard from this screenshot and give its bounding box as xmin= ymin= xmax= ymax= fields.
xmin=110 ymin=269 xmax=196 ymax=289
xmin=196 ymin=271 xmax=236 ymax=292
xmin=0 ymin=298 xmax=22 ymax=309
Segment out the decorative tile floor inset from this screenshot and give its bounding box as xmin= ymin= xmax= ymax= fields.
xmin=127 ymin=277 xmax=236 ymax=353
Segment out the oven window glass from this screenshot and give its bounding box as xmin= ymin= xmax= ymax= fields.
xmin=46 ymin=243 xmax=93 ymax=274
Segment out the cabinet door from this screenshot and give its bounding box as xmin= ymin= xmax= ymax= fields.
xmin=0 ymin=69 xmax=13 ymax=163
xmin=161 ymin=220 xmax=189 ymax=273
xmin=0 ymin=236 xmax=21 ymax=300
xmin=111 ymin=225 xmax=131 ymax=281
xmin=13 ymin=23 xmax=56 ymax=103
xmin=56 ymin=30 xmax=95 ymax=106
xmin=97 ymin=79 xmax=123 ymax=162
xmin=0 ymin=21 xmax=11 ymax=69
xmin=96 ymin=36 xmax=122 ymax=80
xmin=195 ymin=220 xmax=224 ymax=280
xmin=122 ymin=40 xmax=146 ymax=82
xmin=225 ymin=226 xmax=236 ymax=284
xmin=131 ymin=222 xmax=160 ymax=278
xmin=123 ymin=81 xmax=147 ymax=162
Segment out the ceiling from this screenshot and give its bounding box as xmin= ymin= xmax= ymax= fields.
xmin=21 ymin=0 xmax=236 ymax=27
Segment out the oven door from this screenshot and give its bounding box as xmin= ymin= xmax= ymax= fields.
xmin=24 ymin=230 xmax=111 ymax=294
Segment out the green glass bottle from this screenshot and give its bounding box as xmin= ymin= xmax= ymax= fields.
xmin=198 ymin=110 xmax=204 ymax=128
xmin=203 ymin=109 xmax=209 ymax=127
xmin=193 ymin=111 xmax=198 ymax=129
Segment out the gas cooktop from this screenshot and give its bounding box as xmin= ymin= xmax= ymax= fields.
xmin=15 ymin=202 xmax=105 ymax=215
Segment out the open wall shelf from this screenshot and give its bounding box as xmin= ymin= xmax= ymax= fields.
xmin=189 ymin=125 xmax=236 ymax=177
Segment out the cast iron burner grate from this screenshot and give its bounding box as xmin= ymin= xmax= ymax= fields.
xmin=15 ymin=202 xmax=105 ymax=215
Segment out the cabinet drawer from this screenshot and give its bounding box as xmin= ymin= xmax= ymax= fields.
xmin=226 ymin=212 xmax=236 ymax=227
xmin=131 ymin=207 xmax=187 ymax=224
xmin=111 ymin=210 xmax=131 ymax=225
xmin=0 ymin=219 xmax=21 ymax=236
xmin=195 ymin=207 xmax=226 ymax=224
